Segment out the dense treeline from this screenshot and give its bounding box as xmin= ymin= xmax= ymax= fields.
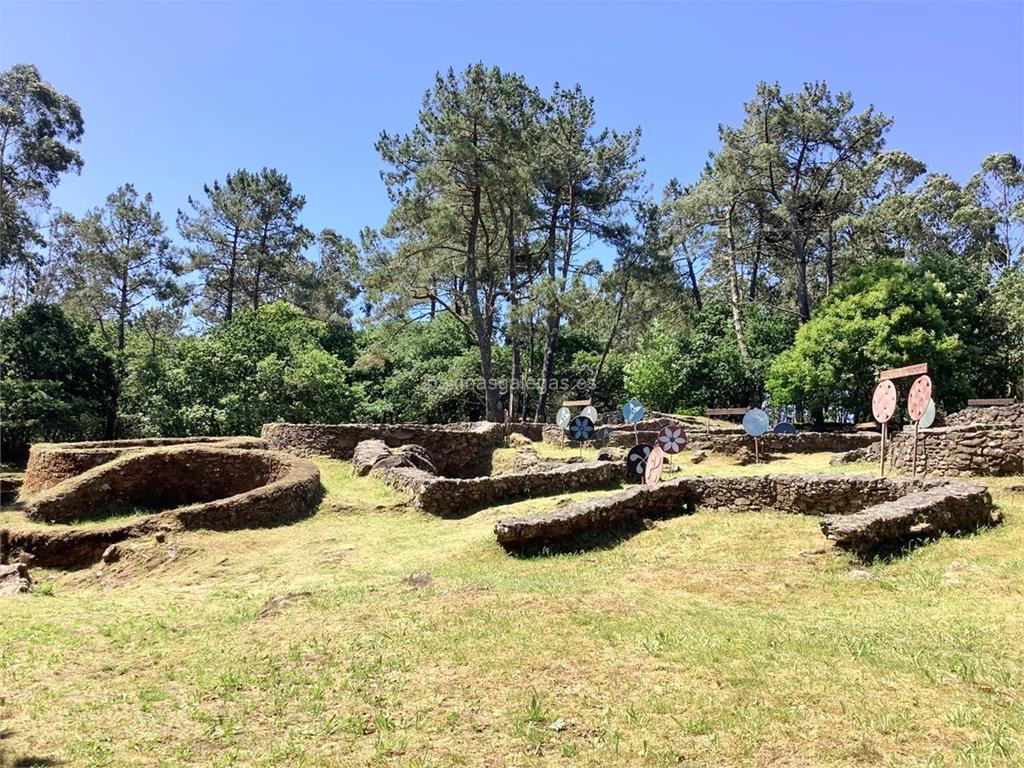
xmin=1 ymin=62 xmax=1022 ymax=461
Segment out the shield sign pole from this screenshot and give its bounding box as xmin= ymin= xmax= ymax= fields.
xmin=879 ymin=423 xmax=886 ymax=479
xmin=912 ymin=421 xmax=919 ymax=477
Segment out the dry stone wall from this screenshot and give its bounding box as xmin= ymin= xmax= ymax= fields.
xmin=689 ymin=432 xmax=879 ymax=455
xmin=495 ymin=473 xmax=996 ymax=558
xmin=3 ymin=446 xmax=321 ymax=568
xmin=542 ymin=420 xmax=877 ymax=455
xmin=848 ymin=402 xmax=1024 ymax=477
xmin=820 ymin=482 xmax=994 ymax=556
xmin=262 ymin=422 xmax=503 ymax=477
xmin=945 ymin=403 xmax=1024 ymax=428
xmin=23 ymin=436 xmax=267 ymax=494
xmin=412 ymin=462 xmax=621 ymax=517
xmin=351 ymin=438 xmax=621 ymax=516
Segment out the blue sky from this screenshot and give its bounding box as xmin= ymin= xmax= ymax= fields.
xmin=2 ymin=1 xmax=1022 ymax=267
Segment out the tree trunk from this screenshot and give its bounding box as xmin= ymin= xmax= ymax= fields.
xmin=534 ymin=199 xmax=561 ymax=421
xmin=107 ymin=263 xmax=130 ymax=439
xmin=685 ymin=254 xmax=702 ymax=310
xmin=825 ymin=225 xmax=835 ymax=293
xmin=507 ymin=212 xmax=522 ymax=422
xmin=792 ymin=230 xmax=811 ymax=322
xmin=594 ymin=277 xmax=629 ymax=389
xmin=748 ymin=217 xmax=763 ymax=301
xmin=252 ymin=261 xmax=262 ymax=310
xmin=812 ymin=406 xmax=825 ymax=430
xmin=725 ymin=205 xmax=751 ymax=365
xmin=465 ymin=181 xmax=502 ymax=421
xmin=225 ymin=227 xmax=240 ymax=322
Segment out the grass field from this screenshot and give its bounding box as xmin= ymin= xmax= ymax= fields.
xmin=2 ymin=451 xmax=1022 ymax=767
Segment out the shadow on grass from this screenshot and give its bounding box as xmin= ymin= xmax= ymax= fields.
xmin=856 ymin=519 xmax=1003 ymax=564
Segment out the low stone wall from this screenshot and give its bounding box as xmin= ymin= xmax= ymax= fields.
xmin=368 ymin=456 xmax=620 ymax=517
xmin=262 ymin=422 xmax=503 ymax=477
xmin=864 ymin=425 xmax=1023 ymax=476
xmin=946 ymin=402 xmax=1024 ymax=428
xmin=414 ymin=462 xmax=621 ymax=517
xmin=22 ymin=436 xmax=267 ymax=494
xmin=494 ymin=473 xmax=996 ymax=558
xmin=543 ymin=422 xmax=877 ymax=455
xmin=820 ymin=482 xmax=994 ymax=557
xmin=507 ymin=423 xmax=544 ymax=442
xmin=688 ymin=432 xmax=879 ymax=455
xmin=3 ymin=446 xmax=321 ymax=567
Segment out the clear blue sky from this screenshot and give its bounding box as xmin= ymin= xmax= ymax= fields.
xmin=2 ymin=1 xmax=1022 ymax=266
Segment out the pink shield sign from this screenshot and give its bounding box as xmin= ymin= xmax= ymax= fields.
xmin=644 ymin=445 xmax=665 ymax=486
xmin=907 ymin=375 xmax=933 ymax=421
xmin=872 ymin=380 xmax=897 ymax=423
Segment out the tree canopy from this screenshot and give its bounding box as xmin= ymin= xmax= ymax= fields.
xmin=1 ymin=61 xmax=1022 ymax=456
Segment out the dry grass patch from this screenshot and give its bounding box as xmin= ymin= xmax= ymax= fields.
xmin=1 ymin=455 xmax=1022 ymax=767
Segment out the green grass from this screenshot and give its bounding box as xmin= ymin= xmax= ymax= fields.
xmin=1 ymin=453 xmax=1022 ymax=767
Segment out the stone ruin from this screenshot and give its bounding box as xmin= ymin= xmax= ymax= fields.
xmin=4 ymin=412 xmax=1012 ymax=571
xmin=2 ymin=443 xmax=320 ymax=568
xmin=494 ymin=473 xmax=999 ymax=559
xmin=351 ymin=438 xmax=620 ymax=516
xmin=23 ymin=435 xmax=268 ymax=493
xmin=262 ymin=421 xmax=505 ymax=476
xmin=837 ymin=402 xmax=1024 ymax=476
xmin=266 ymin=421 xmax=625 ymax=516
xmin=540 ymin=415 xmax=878 ymax=456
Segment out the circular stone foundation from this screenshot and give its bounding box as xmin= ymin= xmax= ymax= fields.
xmin=22 ymin=436 xmax=268 ymax=494
xmin=4 ymin=446 xmax=321 ymax=568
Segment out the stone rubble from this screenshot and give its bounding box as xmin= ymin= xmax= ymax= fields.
xmin=263 ymin=421 xmax=504 ymax=477
xmin=0 ymin=562 xmax=32 ymax=595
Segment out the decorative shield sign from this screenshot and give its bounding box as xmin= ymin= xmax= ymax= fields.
xmin=907 ymin=375 xmax=933 ymax=421
xmin=626 ymin=444 xmax=652 ymax=480
xmin=657 ymin=424 xmax=687 ymax=454
xmin=773 ymin=422 xmax=797 ymax=435
xmin=919 ymin=398 xmax=936 ymax=429
xmin=644 ymin=445 xmax=665 ymax=485
xmin=581 ymin=405 xmax=599 ymax=423
xmin=568 ymin=415 xmax=594 ymax=442
xmin=622 ymin=399 xmax=645 ymax=424
xmin=872 ymin=380 xmax=897 ymax=423
xmin=555 ymin=407 xmax=572 ymax=429
xmin=742 ymin=408 xmax=770 ymax=437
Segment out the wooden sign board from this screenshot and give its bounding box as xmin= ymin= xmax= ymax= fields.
xmin=967 ymin=398 xmax=1016 ymax=407
xmin=879 ymin=363 xmax=928 ymax=381
xmin=562 ymin=399 xmax=592 ymax=408
xmin=706 ymin=407 xmax=749 ymax=416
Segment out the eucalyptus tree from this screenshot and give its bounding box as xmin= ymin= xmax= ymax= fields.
xmin=0 ymin=63 xmax=84 ymax=306
xmin=531 ymin=84 xmax=643 ymax=419
xmin=967 ymin=152 xmax=1023 ymax=269
xmin=372 ymin=64 xmax=544 ymax=421
xmin=63 ymin=183 xmax=183 ymax=434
